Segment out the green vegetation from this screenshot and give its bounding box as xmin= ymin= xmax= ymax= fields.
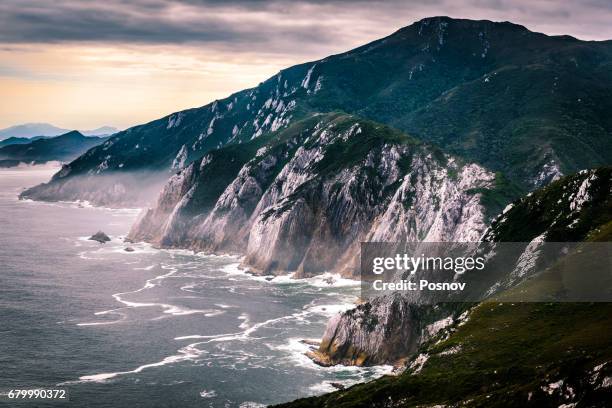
xmin=488 ymin=167 xmax=612 ymax=242
xmin=311 ymin=115 xmax=419 ymax=178
xmin=278 ymin=302 xmax=611 ymax=407
xmin=467 ymin=172 xmax=523 ymax=220
xmin=277 ymin=169 xmax=612 ymax=407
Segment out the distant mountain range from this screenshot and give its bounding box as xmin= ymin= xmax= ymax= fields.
xmin=0 ymin=135 xmax=48 ymax=148
xmin=0 ymin=131 xmax=108 ymax=168
xmin=0 ymin=123 xmax=118 ymax=140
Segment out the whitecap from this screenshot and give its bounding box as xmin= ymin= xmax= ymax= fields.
xmin=305 ymin=302 xmax=355 ymax=318
xmin=199 ymin=390 xmax=216 ymax=398
xmin=239 ymin=402 xmax=266 ymax=408
xmin=62 ymin=344 xmax=203 ymax=384
xmin=133 ymin=264 xmax=156 ymax=271
xmin=77 ymin=310 xmax=127 ymax=326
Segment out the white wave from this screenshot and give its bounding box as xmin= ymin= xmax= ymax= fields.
xmin=305 ymin=302 xmax=356 ymax=318
xmin=239 ymin=402 xmax=266 ymax=408
xmin=63 ymin=344 xmax=203 ymax=384
xmin=179 ymin=283 xmax=200 ymax=293
xmin=220 ymin=263 xmax=246 ymax=276
xmin=77 ymin=310 xmax=127 ymax=326
xmin=58 ymin=199 xmax=142 ymax=214
xmin=268 ymin=337 xmax=319 ymax=368
xmin=110 ymin=293 xmax=222 ymax=316
xmin=307 ymin=363 xmax=394 ymax=395
xmin=133 ymin=264 xmax=156 ymax=271
xmin=302 ymin=272 xmax=360 ymax=288
xmin=21 ymin=195 xmax=141 ymax=214
xmin=175 ymin=308 xmax=311 ymax=344
xmin=199 ymin=390 xmax=217 ymax=398
xmin=308 ymin=381 xmax=339 ymax=394
xmin=238 ymin=313 xmax=250 ymax=329
xmin=215 ymin=303 xmax=236 ymax=309
xmin=218 ymin=263 xmax=360 ymax=291
xmin=79 ymin=262 xmax=223 ymax=326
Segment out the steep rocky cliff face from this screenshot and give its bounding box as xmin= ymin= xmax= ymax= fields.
xmin=22 ymin=17 xmax=612 ymax=205
xmin=309 ymin=294 xmax=421 ymax=367
xmin=315 ymin=167 xmax=611 ymax=367
xmin=129 ymin=113 xmax=498 ymax=276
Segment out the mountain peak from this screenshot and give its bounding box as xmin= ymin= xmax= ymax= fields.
xmin=0 ymin=123 xmax=68 ymax=140
xmin=82 ymin=126 xmax=119 ymax=136
xmin=415 ymin=16 xmax=528 ymax=30
xmin=59 ymin=130 xmax=85 ymax=138
xmin=392 ymin=15 xmax=532 ymax=42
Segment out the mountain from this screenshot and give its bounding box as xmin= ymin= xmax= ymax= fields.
xmin=21 ymin=17 xmax=612 ymax=205
xmin=80 ymin=126 xmax=119 ymax=136
xmin=0 ymin=131 xmax=109 ymax=167
xmin=0 ymin=123 xmax=118 ymax=140
xmin=0 ymin=136 xmax=48 ymax=148
xmin=0 ymin=123 xmax=69 ymax=139
xmin=277 ymin=167 xmax=612 ymax=407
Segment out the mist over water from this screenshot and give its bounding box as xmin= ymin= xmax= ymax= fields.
xmin=0 ymin=167 xmax=390 ymax=407
xmin=20 ymin=168 xmax=171 ymax=208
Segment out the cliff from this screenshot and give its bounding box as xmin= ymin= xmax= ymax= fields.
xmin=313 ymin=167 xmax=611 ymax=367
xmin=128 ymin=113 xmax=498 ymax=277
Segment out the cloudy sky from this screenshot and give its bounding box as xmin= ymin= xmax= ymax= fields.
xmin=1 ymin=0 xmax=611 ymax=130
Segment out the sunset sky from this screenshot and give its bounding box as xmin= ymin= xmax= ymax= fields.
xmin=1 ymin=0 xmax=612 ymax=131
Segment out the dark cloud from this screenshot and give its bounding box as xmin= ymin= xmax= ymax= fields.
xmin=0 ymin=0 xmax=611 ymax=53
xmin=1 ymin=1 xmax=258 ymax=43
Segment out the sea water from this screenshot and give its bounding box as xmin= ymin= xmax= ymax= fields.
xmin=0 ymin=166 xmax=391 ymax=407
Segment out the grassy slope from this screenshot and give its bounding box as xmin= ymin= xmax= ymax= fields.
xmin=279 ymin=301 xmax=612 ymax=407
xmin=277 ymin=172 xmax=612 ymax=408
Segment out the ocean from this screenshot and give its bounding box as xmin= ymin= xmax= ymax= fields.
xmin=0 ymin=166 xmax=391 ymax=408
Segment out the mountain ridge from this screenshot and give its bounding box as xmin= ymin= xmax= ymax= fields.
xmin=0 ymin=130 xmax=109 ymax=168
xmin=20 ymin=16 xmax=612 ymax=205
xmin=0 ymin=123 xmax=119 ymax=140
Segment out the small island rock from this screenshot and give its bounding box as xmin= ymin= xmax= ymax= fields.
xmin=88 ymin=231 xmax=111 ymax=243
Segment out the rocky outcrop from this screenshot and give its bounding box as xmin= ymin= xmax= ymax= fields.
xmin=309 ymin=294 xmax=420 ymax=366
xmin=88 ymin=231 xmax=110 ymax=243
xmin=484 ymin=167 xmax=612 ymax=243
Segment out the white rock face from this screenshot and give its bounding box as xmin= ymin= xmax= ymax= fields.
xmin=532 ymin=158 xmax=563 ymax=188
xmin=171 ymin=145 xmax=188 ymax=170
xmin=367 ymin=160 xmax=493 ymax=244
xmin=130 ymin=115 xmax=496 ymax=278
